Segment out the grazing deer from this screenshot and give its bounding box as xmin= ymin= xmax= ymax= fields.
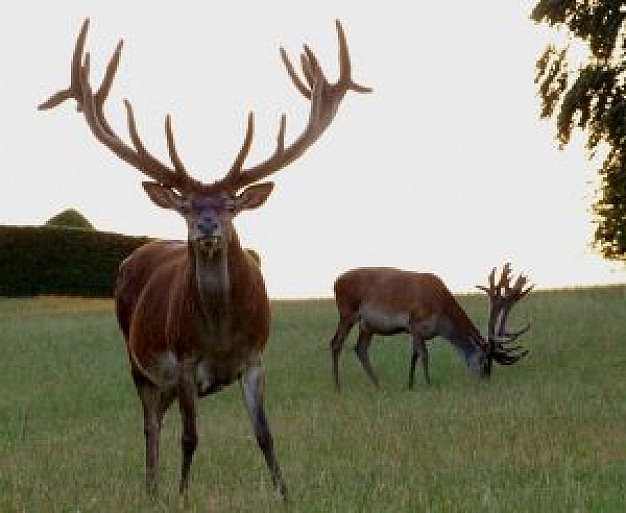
xmin=39 ymin=18 xmax=370 ymax=498
xmin=330 ymin=264 xmax=532 ymax=390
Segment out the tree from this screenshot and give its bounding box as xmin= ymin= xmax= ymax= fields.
xmin=44 ymin=208 xmax=95 ymax=230
xmin=532 ymin=1 xmax=626 ymax=259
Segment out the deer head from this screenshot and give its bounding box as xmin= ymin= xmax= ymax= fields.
xmin=38 ymin=18 xmax=372 ymax=259
xmin=477 ymin=263 xmax=533 ymax=375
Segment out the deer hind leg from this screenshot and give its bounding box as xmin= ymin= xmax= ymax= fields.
xmin=330 ymin=311 xmax=356 ymax=391
xmin=354 ymin=327 xmax=379 ymax=387
xmin=409 ymin=332 xmax=430 ymax=387
xmin=241 ymin=363 xmax=287 ymax=501
xmin=177 ymin=376 xmax=198 ymax=495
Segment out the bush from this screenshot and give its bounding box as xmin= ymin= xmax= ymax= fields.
xmin=0 ymin=226 xmax=261 ymax=298
xmin=44 ymin=208 xmax=95 ymax=230
xmin=0 ymin=226 xmax=152 ymax=297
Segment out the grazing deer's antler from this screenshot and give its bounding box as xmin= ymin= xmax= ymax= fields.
xmin=39 ymin=18 xmax=371 ymax=195
xmin=477 ymin=263 xmax=533 ymax=365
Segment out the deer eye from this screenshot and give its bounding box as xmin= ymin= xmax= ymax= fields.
xmin=176 ymin=199 xmax=193 ymax=215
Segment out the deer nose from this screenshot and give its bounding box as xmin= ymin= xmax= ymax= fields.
xmin=196 ymin=216 xmax=222 ymax=236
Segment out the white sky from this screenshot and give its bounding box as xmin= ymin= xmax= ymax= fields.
xmin=1 ymin=1 xmax=623 ymax=298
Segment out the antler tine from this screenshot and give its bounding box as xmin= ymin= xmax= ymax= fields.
xmin=92 ymin=39 xmax=123 ymax=139
xmin=39 ymin=18 xmax=196 ymax=193
xmin=504 ymin=322 xmax=531 ymax=339
xmin=281 ymin=47 xmax=311 ymax=99
xmin=492 ymin=349 xmax=529 ymax=366
xmin=488 ymin=267 xmax=497 ymax=290
xmin=476 ymin=267 xmax=497 ymax=296
xmin=122 ymin=99 xmax=197 ymax=188
xmin=302 ymin=45 xmax=323 ymax=90
xmin=497 ymin=262 xmax=513 ymax=293
xmin=335 ymin=19 xmax=372 ymax=94
xmin=165 ymin=114 xmax=192 ymax=178
xmin=38 ymin=18 xmax=90 ymax=111
xmin=492 ymin=321 xmax=531 ymax=344
xmin=225 ymin=112 xmax=256 ymax=182
xmin=514 ymin=276 xmax=535 ymax=301
xmin=216 ymin=19 xmax=371 ymax=192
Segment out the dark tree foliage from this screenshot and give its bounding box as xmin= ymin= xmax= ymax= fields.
xmin=532 ymin=1 xmax=626 ymax=259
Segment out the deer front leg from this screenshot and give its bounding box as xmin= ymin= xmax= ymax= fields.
xmin=409 ymin=332 xmax=430 ymax=387
xmin=137 ymin=384 xmax=164 ymax=495
xmin=241 ymin=363 xmax=287 ymax=501
xmin=354 ymin=327 xmax=379 ymax=387
xmin=330 ymin=314 xmax=356 ymax=391
xmin=177 ymin=377 xmax=198 ymax=494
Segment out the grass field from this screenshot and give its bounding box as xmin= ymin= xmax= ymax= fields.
xmin=0 ymin=288 xmax=625 ymax=512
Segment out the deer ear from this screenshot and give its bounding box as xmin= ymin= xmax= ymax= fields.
xmin=142 ymin=182 xmax=183 ymax=210
xmin=235 ymin=182 xmax=274 ymax=212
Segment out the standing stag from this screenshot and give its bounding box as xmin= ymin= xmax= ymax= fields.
xmin=330 ymin=264 xmax=532 ymax=390
xmin=39 ymin=18 xmax=370 ymax=498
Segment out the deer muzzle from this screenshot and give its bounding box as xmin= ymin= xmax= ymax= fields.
xmin=194 ymin=235 xmax=224 ymax=257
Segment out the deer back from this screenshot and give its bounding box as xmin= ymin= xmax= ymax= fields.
xmin=335 ymin=267 xmax=481 ymax=340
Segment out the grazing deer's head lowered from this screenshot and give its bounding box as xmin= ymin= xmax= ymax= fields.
xmin=39 ymin=18 xmax=370 ymax=498
xmin=330 ymin=264 xmax=532 ymax=390
xmin=477 ymin=263 xmax=532 ymax=374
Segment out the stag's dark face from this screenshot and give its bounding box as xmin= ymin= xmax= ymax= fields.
xmin=141 ymin=181 xmax=274 ymax=258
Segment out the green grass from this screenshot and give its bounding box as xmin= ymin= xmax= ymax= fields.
xmin=0 ymin=289 xmax=625 ymax=512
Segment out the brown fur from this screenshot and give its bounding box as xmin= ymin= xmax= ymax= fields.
xmin=334 ymin=268 xmax=482 ymax=340
xmin=115 ymin=237 xmax=270 ymax=388
xmin=330 ymin=267 xmax=488 ymax=389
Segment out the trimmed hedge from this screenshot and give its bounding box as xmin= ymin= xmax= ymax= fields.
xmin=0 ymin=226 xmax=153 ymax=297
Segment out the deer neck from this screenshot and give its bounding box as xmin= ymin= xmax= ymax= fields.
xmin=439 ymin=304 xmax=487 ymax=376
xmin=446 ymin=329 xmax=482 ymax=362
xmin=188 ymin=232 xmax=245 ymax=346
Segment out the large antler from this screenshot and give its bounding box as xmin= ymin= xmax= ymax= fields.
xmin=219 ymin=19 xmax=371 ymax=191
xmin=477 ymin=263 xmax=533 ymax=365
xmin=38 ymin=19 xmax=200 ymax=193
xmin=39 ymin=18 xmax=371 ymax=194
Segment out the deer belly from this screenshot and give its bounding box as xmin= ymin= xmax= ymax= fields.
xmin=358 ymin=306 xmax=410 ymax=334
xmin=195 ymin=358 xmax=245 ymax=396
xmin=129 ymin=349 xmax=181 ymax=388
xmin=131 ymin=348 xmax=238 ymax=395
